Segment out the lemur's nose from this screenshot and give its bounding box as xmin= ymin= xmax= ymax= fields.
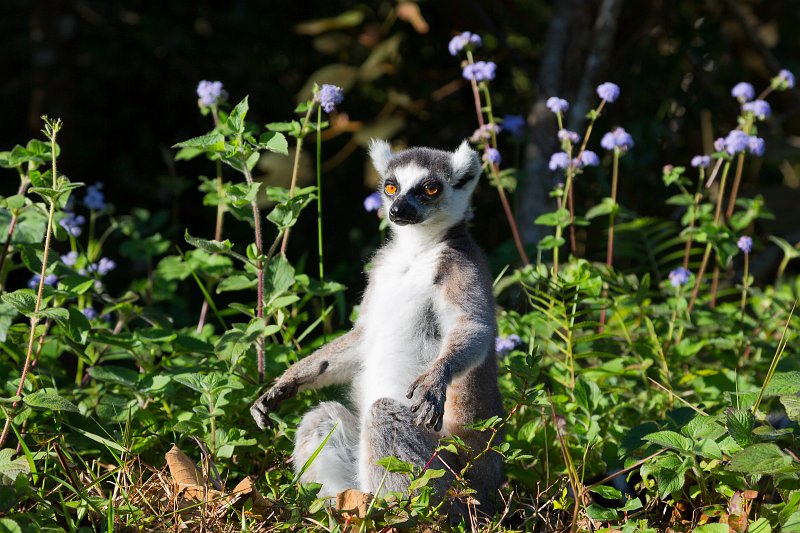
xmin=388 ymin=197 xmax=419 ymax=224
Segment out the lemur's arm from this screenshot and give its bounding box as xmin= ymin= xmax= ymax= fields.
xmin=251 ymin=328 xmax=362 ymax=429
xmin=406 ymin=253 xmax=493 ymax=432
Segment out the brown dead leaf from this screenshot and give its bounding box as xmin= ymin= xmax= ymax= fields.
xmin=165 ymin=445 xmax=224 ymax=501
xmin=226 ymin=476 xmax=274 ymax=516
xmin=728 ymin=490 xmax=749 ymax=532
xmin=336 ymin=488 xmax=372 ymax=518
xmin=396 ymin=3 xmax=429 ymax=34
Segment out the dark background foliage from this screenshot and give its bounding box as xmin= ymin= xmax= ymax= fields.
xmin=2 ymin=0 xmax=799 ymax=296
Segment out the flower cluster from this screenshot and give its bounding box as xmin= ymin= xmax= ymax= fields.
xmin=316 ymin=84 xmax=344 ymax=113
xmin=775 ymin=69 xmax=795 ymax=90
xmin=731 ymin=82 xmax=755 ymax=102
xmin=721 ymin=130 xmax=765 ymax=156
xmin=469 ymin=123 xmax=501 ymax=142
xmin=600 ymin=127 xmax=634 ymax=152
xmin=59 ymin=212 xmax=86 ymax=237
xmin=742 ymin=99 xmax=771 ymax=120
xmin=549 ymin=152 xmax=571 ymax=171
xmin=448 ymin=31 xmax=482 ymax=56
xmin=363 ymin=192 xmax=382 ymax=213
xmin=462 ymin=61 xmax=497 ymax=82
xmin=502 ymin=114 xmax=526 ymax=137
xmin=737 ymin=236 xmax=753 ymax=254
xmin=668 ymin=267 xmax=691 ymax=287
xmin=691 ymin=155 xmax=711 ymax=168
xmin=88 ymin=257 xmax=117 ymax=276
xmin=558 ymin=129 xmax=580 ymax=144
xmin=495 ymin=334 xmax=522 ymax=356
xmin=546 ymin=97 xmax=569 ymax=114
xmin=575 ymin=150 xmax=599 ymax=168
xmin=596 ymin=82 xmax=620 ymax=103
xmin=28 ymin=273 xmax=57 ymax=289
xmin=61 ymin=251 xmax=79 ymax=267
xmin=84 ymin=182 xmax=106 ymax=211
xmin=196 ymin=80 xmax=227 ymax=107
xmin=484 ymin=148 xmax=502 ymax=166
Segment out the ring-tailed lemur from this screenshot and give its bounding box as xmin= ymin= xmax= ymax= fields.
xmin=251 ymin=139 xmax=503 ymax=514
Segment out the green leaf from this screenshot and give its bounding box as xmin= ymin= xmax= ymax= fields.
xmin=588 ymin=485 xmax=622 ymax=500
xmin=88 ymin=366 xmax=139 ymax=388
xmin=643 ymin=430 xmax=693 ymax=453
xmin=692 ymin=525 xmax=729 ymax=533
xmin=726 ymin=408 xmax=755 ymax=448
xmin=217 ymin=274 xmax=257 ymax=293
xmin=58 ymin=275 xmax=95 ymax=295
xmin=769 ymin=236 xmax=800 ymax=259
xmin=0 ymin=208 xmax=47 ymax=244
xmin=781 ymin=396 xmax=800 ymax=422
xmin=0 ymin=302 xmax=17 ymax=343
xmin=23 ymin=391 xmax=79 ymax=413
xmin=537 ymin=235 xmax=565 ymax=250
xmin=682 ymin=415 xmax=726 ymax=441
xmin=0 ymin=449 xmax=30 ymax=486
xmin=155 ymin=255 xmax=191 ymax=281
xmin=64 ymin=307 xmax=91 ymax=344
xmin=727 ymin=443 xmax=796 ymax=475
xmin=1 ymin=289 xmax=37 ymax=315
xmin=227 ymin=96 xmax=249 ymax=134
xmin=258 ymin=132 xmax=288 ymax=155
xmin=376 ymin=456 xmax=414 ymax=474
xmin=265 ymin=257 xmax=295 ymax=300
xmin=408 ymin=467 xmax=445 ymax=492
xmin=748 ymin=517 xmax=772 ymax=533
xmin=764 ymin=372 xmax=800 ymax=396
xmin=184 ymin=230 xmax=233 ymax=255
xmin=535 ymin=208 xmax=571 ymax=227
xmin=0 ymin=517 xmax=23 ymax=533
xmin=585 ymin=504 xmax=618 ymax=521
xmin=172 ymin=132 xmax=225 ymax=152
xmin=585 ymin=197 xmax=619 ymax=220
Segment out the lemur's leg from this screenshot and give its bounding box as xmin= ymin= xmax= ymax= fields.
xmin=294 ymin=401 xmax=360 ymax=499
xmin=251 ymin=328 xmax=362 ymax=429
xmin=359 ymin=398 xmax=454 ymax=497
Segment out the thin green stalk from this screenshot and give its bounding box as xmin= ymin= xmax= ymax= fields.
xmin=0 ymin=117 xmax=62 ymax=449
xmin=279 ymin=104 xmax=314 ymax=255
xmin=316 ymin=106 xmax=324 ymax=282
xmin=606 ymin=148 xmax=620 ymax=268
xmin=740 ymin=252 xmax=750 ymax=323
xmin=752 ymin=301 xmax=795 ymax=415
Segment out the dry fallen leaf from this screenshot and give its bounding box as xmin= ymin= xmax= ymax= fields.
xmin=396 ymin=2 xmax=429 ymax=34
xmin=336 ymin=488 xmax=373 ymax=518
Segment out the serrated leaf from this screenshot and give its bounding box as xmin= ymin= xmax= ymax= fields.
xmin=39 ymin=307 xmax=69 ymax=323
xmin=682 ymin=415 xmax=726 ymax=441
xmin=0 ymin=449 xmax=31 ymax=485
xmin=217 ymin=274 xmax=257 ymax=293
xmin=1 ymin=289 xmax=37 ymax=315
xmin=184 ymin=230 xmax=233 ymax=255
xmin=764 ymin=372 xmax=800 ymax=396
xmin=643 ymin=430 xmax=694 ymax=453
xmin=258 ymin=132 xmax=288 ymax=155
xmin=537 ymin=235 xmax=565 ymax=250
xmin=172 ymin=132 xmax=225 ymax=152
xmin=227 ymin=96 xmax=249 ymax=134
xmin=726 ymin=408 xmax=755 ymax=447
xmin=58 ymin=275 xmax=95 ymax=295
xmin=0 ymin=302 xmax=17 ymax=343
xmin=781 ymin=396 xmax=800 ymax=422
xmin=588 ymin=485 xmax=622 ymax=500
xmin=585 ymin=197 xmax=619 ymax=220
xmin=535 ymin=208 xmax=571 ymax=227
xmin=23 ymin=391 xmax=79 ymax=413
xmin=727 ymin=443 xmax=796 ymax=474
xmin=408 ymin=467 xmax=445 ymax=492
xmin=65 ymin=307 xmax=91 ymax=344
xmin=693 ymin=525 xmax=729 ymax=533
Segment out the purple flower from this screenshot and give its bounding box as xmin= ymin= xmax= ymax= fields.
xmin=737 ymin=236 xmax=753 ymax=254
xmin=484 ymin=148 xmax=502 ymax=166
xmin=724 ymin=130 xmax=750 ymax=155
xmin=714 ymin=137 xmax=726 ymax=152
xmin=317 ymin=84 xmax=344 ymax=113
xmin=691 ymin=155 xmax=711 ymax=168
xmin=668 ymin=267 xmax=691 ymax=287
xmin=600 ymin=127 xmax=634 ymax=151
xmin=558 ymin=129 xmax=580 ymax=144
xmin=579 ymin=150 xmax=600 ymax=167
xmin=549 ymin=152 xmax=570 ymax=171
xmin=469 ymin=123 xmax=501 ymax=142
xmin=596 ymin=82 xmax=620 ymax=103
xmin=731 ymin=82 xmax=755 ymax=102
xmin=777 ymin=69 xmax=795 ymax=90
xmin=748 ymin=136 xmax=765 ymax=157
xmin=502 ymin=114 xmax=526 ymax=137
xmin=363 ymin=192 xmax=382 ymax=213
xmin=82 ymin=307 xmax=98 ymax=320
xmin=196 ymin=80 xmax=227 ymax=107
xmin=546 ymin=97 xmax=569 ymax=114
xmin=448 ymin=31 xmax=482 ymax=56
xmin=462 ymin=61 xmax=497 ymax=82
xmin=59 ymin=213 xmax=86 ymax=237
xmin=89 ymin=257 xmax=117 ymax=276
xmin=84 ymin=183 xmax=106 ymax=211
xmin=61 ymin=251 xmax=79 ymax=267
xmin=28 ymin=273 xmax=57 ymax=289
xmin=495 ymin=334 xmax=522 ymax=356
xmin=742 ymin=99 xmax=771 ymax=120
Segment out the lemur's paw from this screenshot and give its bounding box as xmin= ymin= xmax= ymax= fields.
xmin=250 ymin=381 xmax=297 ymax=429
xmin=406 ymin=372 xmax=446 ymax=432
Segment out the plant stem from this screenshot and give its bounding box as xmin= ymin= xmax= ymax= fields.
xmin=197 ymin=159 xmax=225 ymax=334
xmin=466 ymin=51 xmax=529 ymax=266
xmin=279 ymin=105 xmax=314 ymax=255
xmin=606 ymin=148 xmax=620 ymax=269
xmin=740 ymin=252 xmax=749 ymax=323
xmin=239 ymin=145 xmax=266 ymax=383
xmin=0 ymin=118 xmax=61 ymax=449
xmin=0 ymin=176 xmax=32 ymax=291
xmin=725 ymin=152 xmax=746 ymax=220
xmin=316 ymin=106 xmax=325 ymax=282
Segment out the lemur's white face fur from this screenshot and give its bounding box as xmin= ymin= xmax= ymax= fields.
xmin=368 ymin=140 xmax=481 ymax=231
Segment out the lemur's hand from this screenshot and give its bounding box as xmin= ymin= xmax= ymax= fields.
xmin=250 ymin=380 xmax=298 ymax=429
xmin=406 ymin=371 xmax=447 ymax=432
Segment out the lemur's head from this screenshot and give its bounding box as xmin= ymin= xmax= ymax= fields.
xmin=368 ymin=140 xmax=481 ymax=230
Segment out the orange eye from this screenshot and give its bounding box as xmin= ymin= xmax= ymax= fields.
xmin=384 ymin=183 xmax=398 ymax=196
xmin=424 ymin=185 xmax=439 ymax=196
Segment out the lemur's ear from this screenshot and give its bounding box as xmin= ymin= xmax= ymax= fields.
xmin=451 ymin=140 xmax=481 ymax=186
xmin=368 ymin=139 xmax=393 ymax=177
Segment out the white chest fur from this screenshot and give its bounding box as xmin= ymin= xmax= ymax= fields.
xmin=355 ymin=238 xmax=445 ymax=414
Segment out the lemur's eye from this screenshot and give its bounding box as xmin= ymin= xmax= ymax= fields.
xmin=384 ymin=183 xmax=398 ymax=196
xmin=423 ymin=184 xmax=439 ymax=196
